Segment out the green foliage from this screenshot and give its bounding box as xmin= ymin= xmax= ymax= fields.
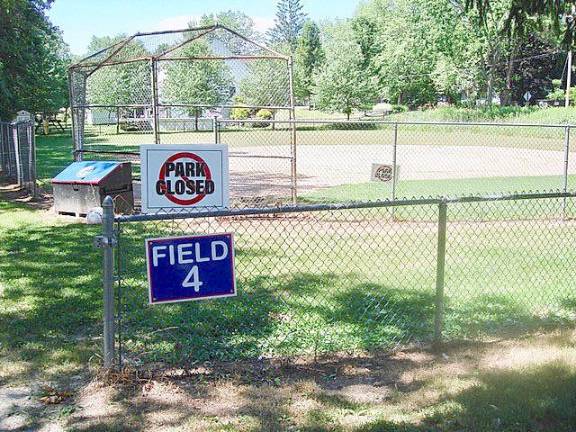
xmin=391 ymin=104 xmax=409 ymax=113
xmin=547 ymin=88 xmax=566 ymax=101
xmin=0 ymin=0 xmax=70 ymax=118
xmin=85 ymin=35 xmax=150 ymax=106
xmin=255 ymin=108 xmax=273 ymax=120
xmin=267 ymin=0 xmax=307 ymax=51
xmin=238 ymin=59 xmax=288 ymax=107
xmin=294 ymin=20 xmax=324 ymax=103
xmin=199 ymin=10 xmax=261 ymax=52
xmin=162 ymin=39 xmax=234 ymax=110
xmin=313 ymin=23 xmax=377 ymax=119
xmin=231 ymin=106 xmax=250 ymax=120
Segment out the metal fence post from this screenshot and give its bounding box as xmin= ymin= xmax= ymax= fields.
xmin=288 ymin=56 xmax=298 ymax=204
xmin=11 ymin=123 xmax=22 ymax=188
xmin=563 ymin=125 xmax=571 ymax=217
xmin=213 ymin=118 xmax=219 ymax=144
xmin=150 ymin=58 xmax=160 ymax=145
xmin=434 ymin=201 xmax=448 ymax=350
xmin=95 ymin=196 xmax=116 ymax=369
xmin=392 ymin=123 xmax=399 ymax=202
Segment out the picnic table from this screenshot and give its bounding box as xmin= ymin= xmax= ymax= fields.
xmin=35 ymin=112 xmax=65 ymax=134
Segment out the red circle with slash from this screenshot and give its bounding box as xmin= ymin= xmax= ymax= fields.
xmin=158 ymin=152 xmax=212 ymax=205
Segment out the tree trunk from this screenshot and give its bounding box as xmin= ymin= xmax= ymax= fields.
xmin=500 ymin=41 xmax=517 ymax=106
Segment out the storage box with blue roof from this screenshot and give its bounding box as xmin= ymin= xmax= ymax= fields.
xmin=52 ymin=161 xmax=133 ymax=215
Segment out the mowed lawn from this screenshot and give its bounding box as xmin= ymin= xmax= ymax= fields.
xmin=115 ymin=199 xmax=576 ymax=366
xmin=0 ymin=128 xmax=575 ymax=430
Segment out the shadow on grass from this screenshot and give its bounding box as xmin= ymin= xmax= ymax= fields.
xmin=356 ymin=362 xmax=576 ymax=432
xmin=0 ymin=219 xmax=101 ymax=384
xmin=118 ymin=259 xmax=575 ymax=367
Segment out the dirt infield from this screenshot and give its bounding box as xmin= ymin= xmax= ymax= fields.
xmin=131 ymin=143 xmax=575 ymax=203
xmin=232 ymin=144 xmax=575 ymax=187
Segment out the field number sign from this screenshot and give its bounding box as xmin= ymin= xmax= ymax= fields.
xmin=141 ymin=144 xmax=229 ymax=213
xmin=146 ymin=233 xmax=236 ymax=304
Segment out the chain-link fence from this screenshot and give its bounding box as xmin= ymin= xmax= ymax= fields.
xmin=102 ymin=192 xmax=576 ymax=370
xmin=71 ymin=116 xmax=576 ymax=209
xmin=217 ymin=119 xmax=575 ymax=205
xmin=0 ymin=120 xmax=36 ymax=194
xmin=69 ymin=24 xmax=295 ymax=177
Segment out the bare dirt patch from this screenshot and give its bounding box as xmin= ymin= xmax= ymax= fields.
xmin=51 ymin=329 xmax=576 ymax=431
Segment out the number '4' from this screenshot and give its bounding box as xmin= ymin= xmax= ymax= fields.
xmin=182 ymin=265 xmax=203 ymax=292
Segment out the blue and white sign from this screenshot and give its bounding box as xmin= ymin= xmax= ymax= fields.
xmin=146 ymin=233 xmax=236 ymax=305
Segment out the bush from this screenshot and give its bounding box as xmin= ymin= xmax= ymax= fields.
xmin=231 ymin=106 xmax=250 ymax=120
xmin=391 ymin=104 xmax=409 ymax=113
xmin=255 ymin=109 xmax=273 ymax=120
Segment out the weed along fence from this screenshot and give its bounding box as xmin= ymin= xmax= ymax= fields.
xmin=97 ymin=191 xmax=576 ymax=369
xmin=79 ymin=119 xmax=576 ymax=207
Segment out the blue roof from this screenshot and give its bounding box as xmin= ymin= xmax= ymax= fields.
xmin=53 ymin=161 xmax=121 ymax=185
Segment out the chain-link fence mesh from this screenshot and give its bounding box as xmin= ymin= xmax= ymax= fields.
xmin=74 ymin=118 xmax=576 ymax=211
xmin=112 ymin=193 xmax=576 ymax=369
xmin=69 ymin=24 xmax=293 ymax=176
xmin=0 ymin=120 xmax=36 ymax=194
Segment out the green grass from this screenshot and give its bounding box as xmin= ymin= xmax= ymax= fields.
xmin=0 ymin=200 xmax=101 ymax=384
xmin=303 ymin=174 xmax=575 ymax=201
xmin=116 ymin=199 xmax=576 ymax=366
xmin=386 ymin=106 xmax=576 ymax=125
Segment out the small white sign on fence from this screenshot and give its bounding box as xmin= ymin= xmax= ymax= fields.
xmin=16 ymin=110 xmax=31 ymax=122
xmin=371 ymin=163 xmax=399 ymax=183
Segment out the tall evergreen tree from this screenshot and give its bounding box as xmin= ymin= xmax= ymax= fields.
xmin=294 ymin=20 xmax=324 ymax=104
xmin=267 ymin=0 xmax=307 ymax=51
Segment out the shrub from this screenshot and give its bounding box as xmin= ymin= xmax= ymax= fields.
xmin=231 ymin=106 xmax=250 ymax=120
xmin=255 ymin=109 xmax=273 ymax=120
xmin=391 ymin=104 xmax=409 ymax=113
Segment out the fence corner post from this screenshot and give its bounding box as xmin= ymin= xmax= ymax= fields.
xmin=433 ymin=200 xmax=448 ymax=352
xmin=95 ymin=196 xmax=116 ymax=369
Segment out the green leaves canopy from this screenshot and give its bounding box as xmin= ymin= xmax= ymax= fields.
xmin=313 ymin=23 xmax=376 ymax=118
xmin=0 ymin=0 xmax=70 ymax=118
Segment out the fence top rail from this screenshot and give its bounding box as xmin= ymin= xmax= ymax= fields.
xmin=115 ymin=191 xmax=576 ymax=223
xmin=217 ymin=118 xmax=571 ymax=129
xmin=0 ymin=120 xmax=34 ymax=126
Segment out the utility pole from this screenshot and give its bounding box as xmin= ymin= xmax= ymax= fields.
xmin=566 ymin=6 xmax=575 ymax=108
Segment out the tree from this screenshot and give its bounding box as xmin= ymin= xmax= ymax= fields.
xmin=267 ymin=0 xmax=307 ymax=51
xmin=356 ymin=0 xmax=487 ymax=105
xmin=312 ymin=23 xmax=376 ymax=119
xmin=238 ymin=59 xmax=290 ymax=108
xmin=351 ymin=16 xmax=380 ymax=71
xmin=162 ymin=38 xmax=234 ymax=123
xmin=84 ymin=35 xmax=150 ymax=106
xmin=294 ymin=21 xmax=324 ymax=105
xmin=0 ymin=0 xmax=70 ymax=118
xmin=199 ymin=10 xmax=263 ymax=54
xmin=467 ymin=0 xmax=573 ymax=46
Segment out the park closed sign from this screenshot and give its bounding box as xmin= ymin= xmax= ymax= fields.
xmin=140 ymin=144 xmax=229 ymax=213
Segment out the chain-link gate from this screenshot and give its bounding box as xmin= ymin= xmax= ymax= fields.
xmin=97 ymin=191 xmax=576 ymax=370
xmin=0 ymin=120 xmax=36 ymax=194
